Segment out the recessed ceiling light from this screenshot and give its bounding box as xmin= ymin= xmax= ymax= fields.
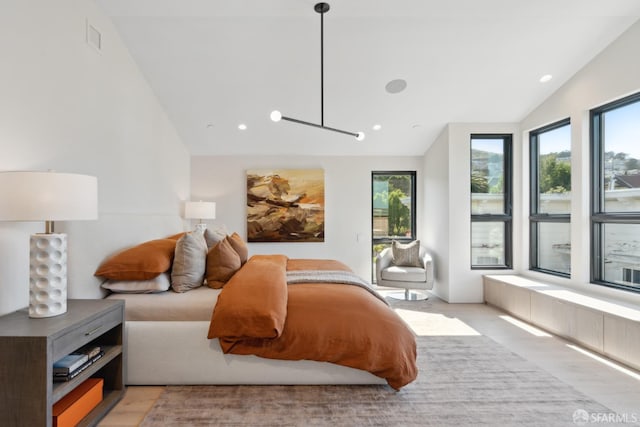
xmin=539 ymin=74 xmax=553 ymax=83
xmin=372 ymin=124 xmax=382 ymax=131
xmin=238 ymin=123 xmax=247 ymax=130
xmin=385 ymin=79 xmax=407 ymax=94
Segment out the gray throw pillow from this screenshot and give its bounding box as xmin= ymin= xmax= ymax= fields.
xmin=171 ymin=231 xmax=208 ymax=292
xmin=204 ymin=226 xmax=227 ymax=248
xmin=392 ymin=240 xmax=422 ymax=268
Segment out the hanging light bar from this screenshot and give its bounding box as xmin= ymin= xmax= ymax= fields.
xmin=270 ymin=2 xmax=365 ymax=141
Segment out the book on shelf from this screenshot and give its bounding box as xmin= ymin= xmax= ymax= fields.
xmin=53 ymin=354 xmax=88 ymax=375
xmin=72 ymin=344 xmax=102 ymax=359
xmin=53 ymin=350 xmax=105 ymax=382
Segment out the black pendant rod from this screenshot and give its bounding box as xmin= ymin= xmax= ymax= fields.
xmin=281 ymin=115 xmax=358 ymax=138
xmin=320 ymin=3 xmax=325 ymax=127
xmin=270 ymin=2 xmax=364 ymax=141
xmin=315 ymin=2 xmax=329 ymax=126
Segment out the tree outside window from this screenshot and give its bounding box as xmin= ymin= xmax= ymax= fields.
xmin=530 ymin=119 xmax=571 ymax=276
xmin=372 ymin=172 xmax=416 ymax=280
xmin=471 ymin=135 xmax=512 ymax=269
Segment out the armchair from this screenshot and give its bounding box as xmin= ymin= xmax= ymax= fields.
xmin=375 ymin=243 xmax=434 ymax=300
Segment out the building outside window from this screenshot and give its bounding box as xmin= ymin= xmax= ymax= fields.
xmin=372 ymin=171 xmax=416 ymax=280
xmin=470 ymin=135 xmax=512 ymax=269
xmin=530 ymin=119 xmax=571 ymax=276
xmin=591 ymin=92 xmax=640 ymax=292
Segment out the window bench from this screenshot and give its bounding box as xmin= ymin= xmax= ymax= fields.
xmin=483 ymin=275 xmax=640 ymax=371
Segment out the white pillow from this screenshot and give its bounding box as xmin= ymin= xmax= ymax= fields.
xmin=101 ymin=273 xmax=170 ymax=294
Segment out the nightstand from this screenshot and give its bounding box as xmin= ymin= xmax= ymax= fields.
xmin=0 ymin=299 xmax=125 ymax=427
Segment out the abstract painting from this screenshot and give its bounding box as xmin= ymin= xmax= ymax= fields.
xmin=247 ymin=169 xmax=325 ymax=242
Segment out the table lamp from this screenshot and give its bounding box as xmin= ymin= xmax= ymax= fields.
xmin=0 ymin=171 xmax=98 ymax=318
xmin=185 ymin=201 xmax=216 ymax=232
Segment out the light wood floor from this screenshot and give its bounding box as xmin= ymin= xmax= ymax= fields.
xmin=99 ymin=295 xmax=640 ymax=426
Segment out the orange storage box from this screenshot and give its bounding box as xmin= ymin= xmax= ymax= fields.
xmin=52 ymin=378 xmax=103 ymax=427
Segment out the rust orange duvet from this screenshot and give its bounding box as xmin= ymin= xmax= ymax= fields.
xmin=208 ymin=255 xmax=417 ymax=390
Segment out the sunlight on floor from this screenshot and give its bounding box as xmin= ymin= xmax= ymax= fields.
xmin=498 ymin=315 xmax=552 ymax=337
xmin=566 ymin=344 xmax=640 ymax=381
xmin=394 ymin=309 xmax=481 ymax=336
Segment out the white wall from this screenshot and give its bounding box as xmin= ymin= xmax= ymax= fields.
xmin=423 ymin=123 xmax=520 ymax=303
xmin=0 ymin=0 xmax=190 ymax=315
xmin=422 ymin=20 xmax=640 ymax=305
xmin=519 ymin=19 xmax=640 ymax=306
xmin=191 ymin=155 xmax=423 ymax=281
xmin=422 ymin=127 xmax=450 ymax=301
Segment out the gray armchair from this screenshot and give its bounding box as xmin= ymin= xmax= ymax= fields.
xmin=375 ymin=245 xmax=434 ymax=300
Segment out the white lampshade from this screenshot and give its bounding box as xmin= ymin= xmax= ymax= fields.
xmin=185 ymin=201 xmax=216 ymax=220
xmin=0 ymin=171 xmax=98 ymax=318
xmin=0 ymin=171 xmax=98 ymax=221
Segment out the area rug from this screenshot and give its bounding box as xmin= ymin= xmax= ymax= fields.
xmin=140 ymin=335 xmax=617 ymax=426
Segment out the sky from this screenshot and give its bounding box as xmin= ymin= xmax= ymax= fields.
xmin=471 ymin=138 xmax=504 ymax=154
xmin=604 ymin=100 xmax=640 ymax=159
xmin=539 ymin=124 xmax=570 ymax=155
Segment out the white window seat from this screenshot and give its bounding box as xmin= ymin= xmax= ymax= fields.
xmin=483 ymin=274 xmax=640 ymax=371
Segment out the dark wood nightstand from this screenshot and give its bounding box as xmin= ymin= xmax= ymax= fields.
xmin=0 ymin=299 xmax=125 ymax=427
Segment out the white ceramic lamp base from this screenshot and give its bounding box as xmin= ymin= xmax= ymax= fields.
xmin=29 ymin=233 xmax=67 ymax=318
xmin=194 ymin=223 xmax=208 ymax=232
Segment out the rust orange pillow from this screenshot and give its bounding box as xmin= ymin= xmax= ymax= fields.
xmin=94 ymin=239 xmax=177 ymax=281
xmin=206 ymin=237 xmax=241 ymax=289
xmin=228 ymin=232 xmax=248 ymax=264
xmin=165 ymin=232 xmax=186 ymax=240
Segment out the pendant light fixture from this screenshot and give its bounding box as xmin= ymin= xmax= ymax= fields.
xmin=270 ymin=2 xmax=365 ymax=141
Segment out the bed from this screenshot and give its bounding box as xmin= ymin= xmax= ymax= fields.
xmin=105 ymin=254 xmax=417 ymax=390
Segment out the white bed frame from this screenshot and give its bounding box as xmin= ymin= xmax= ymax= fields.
xmin=125 ymin=321 xmax=385 ymax=385
xmin=66 ymin=214 xmax=385 ymax=386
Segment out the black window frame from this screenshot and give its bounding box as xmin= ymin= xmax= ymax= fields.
xmin=590 ymin=91 xmax=640 ymax=292
xmin=470 ymin=134 xmax=513 ymax=270
xmin=529 ymin=118 xmax=571 ymax=278
xmin=371 ymin=171 xmax=417 ymax=281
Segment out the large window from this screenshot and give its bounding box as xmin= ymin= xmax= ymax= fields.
xmin=471 ymin=135 xmax=512 ymax=269
xmin=591 ymin=92 xmax=640 ymax=292
xmin=372 ymin=171 xmax=417 ymax=280
xmin=530 ymin=119 xmax=571 ymax=276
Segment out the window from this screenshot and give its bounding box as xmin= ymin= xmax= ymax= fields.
xmin=372 ymin=172 xmax=417 ymax=280
xmin=530 ymin=119 xmax=571 ymax=276
xmin=470 ymin=135 xmax=512 ymax=269
xmin=591 ymin=92 xmax=640 ymax=292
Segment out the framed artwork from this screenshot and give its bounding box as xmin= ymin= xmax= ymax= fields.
xmin=247 ymin=168 xmax=325 ymax=242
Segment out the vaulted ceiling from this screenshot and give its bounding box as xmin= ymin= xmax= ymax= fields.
xmin=95 ymin=0 xmax=640 ymax=156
